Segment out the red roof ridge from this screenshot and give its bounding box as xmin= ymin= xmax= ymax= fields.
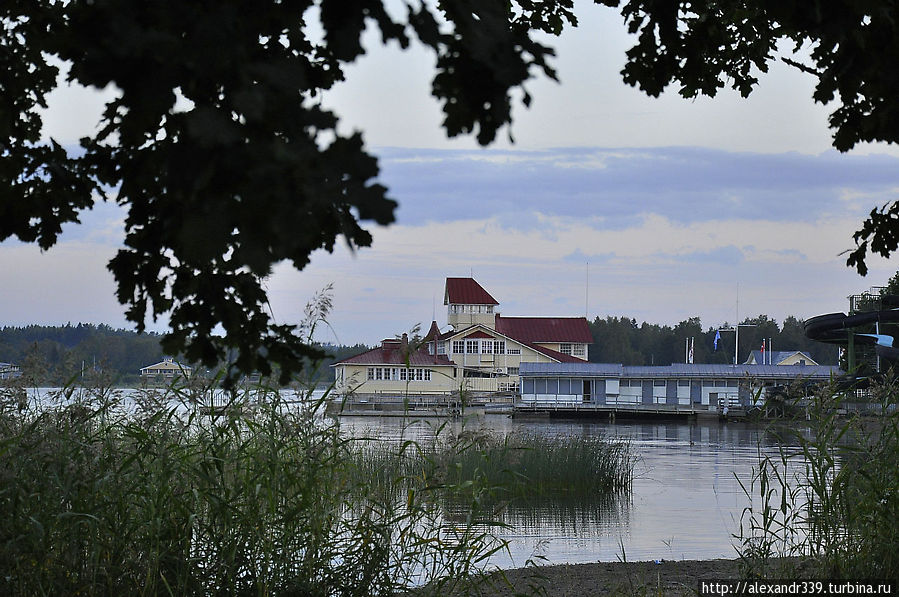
xmin=444 ymin=278 xmax=499 ymax=305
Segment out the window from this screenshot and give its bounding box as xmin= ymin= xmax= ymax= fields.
xmin=572 ymin=344 xmax=586 ymax=357
xmin=481 ymin=340 xmax=493 ymax=354
xmin=437 ymin=342 xmax=446 ymax=355
xmin=507 ymin=348 xmax=521 ymax=355
xmin=494 ymin=340 xmax=505 ymax=354
xmin=452 ymin=340 xmax=465 ymax=354
xmin=487 ymin=305 xmax=494 ymax=313
xmin=560 ymin=343 xmax=572 ymax=355
xmin=507 ymin=367 xmax=519 ymax=375
xmin=654 ymin=379 xmax=666 ymax=386
xmin=367 ymin=368 xmax=375 ymax=380
xmin=375 ymin=368 xmax=383 ymax=381
xmin=466 ymin=339 xmax=479 ymax=354
xmin=678 ymin=380 xmax=690 ymax=387
xmin=397 ymin=368 xmax=433 ymax=382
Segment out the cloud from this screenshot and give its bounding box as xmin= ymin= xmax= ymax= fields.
xmin=678 ymin=245 xmax=746 ymax=266
xmin=4 ymin=145 xmax=896 ymax=346
xmin=375 ymin=147 xmax=899 ymax=228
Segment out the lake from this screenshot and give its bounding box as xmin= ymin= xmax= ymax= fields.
xmin=18 ymin=387 xmax=801 ymax=568
xmin=337 ymin=413 xmax=804 ymax=569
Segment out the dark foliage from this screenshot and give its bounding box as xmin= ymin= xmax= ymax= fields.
xmin=612 ymin=0 xmax=899 ymax=274
xmin=1 ymin=1 xmax=572 ymax=385
xmin=3 ymin=1 xmax=896 ymax=385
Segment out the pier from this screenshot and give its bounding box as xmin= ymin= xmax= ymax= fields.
xmin=512 ymin=400 xmax=703 ymax=419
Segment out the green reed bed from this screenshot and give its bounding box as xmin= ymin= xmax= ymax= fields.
xmin=0 ymin=385 xmax=513 ymax=596
xmin=738 ymin=375 xmax=899 ymax=583
xmin=352 ymin=430 xmax=635 ymax=503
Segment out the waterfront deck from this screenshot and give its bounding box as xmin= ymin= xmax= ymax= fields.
xmin=513 ymin=400 xmax=708 ymax=419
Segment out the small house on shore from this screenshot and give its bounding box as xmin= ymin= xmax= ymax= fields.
xmin=140 ymin=357 xmax=191 ymax=380
xmin=0 ymin=362 xmax=21 ymax=380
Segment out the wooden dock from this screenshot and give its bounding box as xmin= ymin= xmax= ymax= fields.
xmin=512 ymin=401 xmax=703 ymax=419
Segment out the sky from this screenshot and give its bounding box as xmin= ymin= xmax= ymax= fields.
xmin=3 ymin=2 xmax=899 ymax=350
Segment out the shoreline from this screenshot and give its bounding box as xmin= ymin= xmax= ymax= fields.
xmin=476 ymin=558 xmax=742 ymax=596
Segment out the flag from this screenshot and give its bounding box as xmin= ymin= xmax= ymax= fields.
xmin=714 ymin=330 xmax=721 ymax=350
xmin=688 ymin=337 xmax=694 ymax=364
xmin=761 ymin=339 xmax=765 ymax=353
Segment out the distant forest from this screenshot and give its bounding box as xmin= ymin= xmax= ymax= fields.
xmin=1 ymin=314 xmax=836 ymax=386
xmin=586 ymin=315 xmax=836 ymax=366
xmin=0 ymin=324 xmax=369 ymax=386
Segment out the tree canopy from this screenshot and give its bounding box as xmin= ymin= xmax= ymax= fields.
xmin=2 ymin=1 xmax=896 ymax=383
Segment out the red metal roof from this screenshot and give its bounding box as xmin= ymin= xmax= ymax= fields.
xmin=424 ymin=321 xmax=441 ymax=341
xmin=495 ymin=315 xmax=593 ymax=343
xmin=333 ymin=344 xmax=455 ymax=367
xmin=444 ymin=278 xmax=499 ymax=305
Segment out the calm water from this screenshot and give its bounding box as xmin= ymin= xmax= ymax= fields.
xmin=19 ymin=388 xmax=802 ymax=567
xmin=338 ymin=414 xmax=804 ymax=568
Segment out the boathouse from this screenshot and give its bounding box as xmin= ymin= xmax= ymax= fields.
xmin=518 ymin=361 xmax=842 ymax=415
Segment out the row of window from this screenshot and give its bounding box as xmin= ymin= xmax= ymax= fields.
xmin=451 ymin=339 xmax=508 ymax=354
xmin=448 ymin=304 xmax=494 ymax=314
xmin=367 ymin=367 xmax=433 ymax=382
xmin=618 ymin=379 xmax=735 ymax=387
xmin=525 ymin=378 xmax=743 ymax=392
xmin=432 ymin=340 xmax=523 ymax=357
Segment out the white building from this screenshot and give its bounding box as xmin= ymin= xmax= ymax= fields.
xmin=333 ymin=277 xmax=593 ymax=399
xmin=139 ymin=357 xmax=192 ymax=380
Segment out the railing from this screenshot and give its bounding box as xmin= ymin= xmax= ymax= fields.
xmin=514 ymin=398 xmax=701 ymax=414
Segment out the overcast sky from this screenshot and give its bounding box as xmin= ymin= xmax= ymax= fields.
xmin=3 ymin=3 xmax=899 ymax=350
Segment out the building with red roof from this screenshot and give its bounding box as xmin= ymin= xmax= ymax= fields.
xmin=332 ymin=277 xmax=593 ymax=401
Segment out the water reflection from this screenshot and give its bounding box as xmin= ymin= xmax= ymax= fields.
xmin=338 ymin=414 xmax=801 ymax=567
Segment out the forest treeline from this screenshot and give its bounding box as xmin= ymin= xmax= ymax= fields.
xmin=0 ymin=324 xmax=369 ymax=386
xmin=586 ymin=315 xmax=836 ymax=366
xmin=2 ymin=314 xmax=836 ymax=386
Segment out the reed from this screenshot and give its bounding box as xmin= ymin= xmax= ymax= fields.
xmin=352 ymin=428 xmax=635 ymax=503
xmin=737 ymin=374 xmax=899 ymax=582
xmin=0 ymin=382 xmax=518 ymax=596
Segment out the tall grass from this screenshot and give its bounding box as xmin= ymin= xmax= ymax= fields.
xmin=352 ymin=428 xmax=635 ymax=505
xmin=737 ymin=374 xmax=899 ymax=581
xmin=0 ymin=381 xmax=530 ymax=596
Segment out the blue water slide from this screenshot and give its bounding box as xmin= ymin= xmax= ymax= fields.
xmin=804 ymin=301 xmax=899 ymax=361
